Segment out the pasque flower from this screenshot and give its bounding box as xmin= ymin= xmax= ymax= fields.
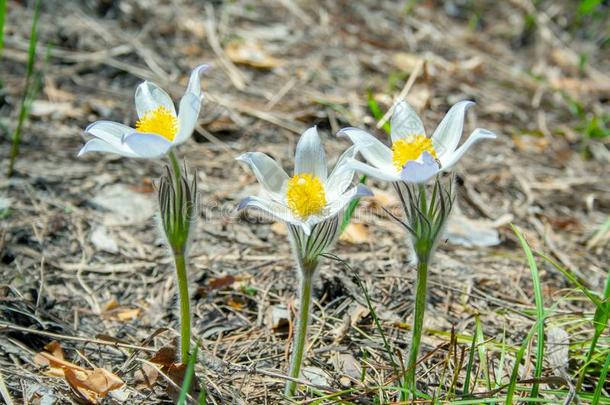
xmin=78 ymin=65 xmax=208 ymax=159
xmin=339 ymin=100 xmax=496 ymax=183
xmin=339 ymin=100 xmax=496 ymax=399
xmin=236 ymin=126 xmax=371 ymax=396
xmin=158 ymin=164 xmax=198 ymax=361
xmin=236 ymin=126 xmax=371 ymax=237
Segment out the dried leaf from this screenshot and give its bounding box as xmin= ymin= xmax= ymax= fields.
xmin=512 ymin=134 xmax=550 ymax=153
xmin=116 ymin=307 xmax=141 ymax=321
xmin=134 ymin=363 xmax=159 ymax=389
xmin=150 ymin=345 xmax=177 ymax=366
xmin=103 ymin=298 xmax=120 ymax=312
xmin=271 ymin=222 xmax=287 ymax=235
xmin=66 ymin=368 xmax=124 ymax=395
xmin=227 ymin=296 xmax=245 ymax=310
xmin=368 ymin=188 xmax=398 ymax=208
xmin=65 ymin=367 xmax=124 ymax=403
xmin=339 ymin=223 xmax=369 ymax=244
xmin=226 ymin=40 xmax=283 ymax=69
xmin=392 ymin=52 xmax=423 ymax=73
xmin=208 ymin=275 xmax=236 ymax=290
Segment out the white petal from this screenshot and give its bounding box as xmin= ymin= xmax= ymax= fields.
xmin=235 ymin=152 xmax=289 ymax=197
xmin=440 ymin=128 xmax=497 ymax=170
xmin=174 ymin=65 xmax=209 ymax=144
xmin=294 ymin=126 xmax=327 ymax=180
xmin=121 ymin=132 xmax=173 ymax=158
xmin=431 ymin=100 xmax=475 ymax=158
xmin=338 ymin=127 xmax=393 ymax=170
xmin=85 ymin=120 xmax=134 ymax=148
xmin=390 ymin=101 xmax=426 ymax=142
xmin=134 ymin=81 xmax=176 ymax=118
xmin=238 ymin=196 xmax=310 ymax=233
xmin=399 ymin=151 xmax=440 ymax=183
xmin=78 ymin=138 xmax=138 ymax=158
xmin=326 ymin=146 xmax=357 ymax=200
xmin=326 ymin=184 xmax=373 ymax=218
xmin=344 ymin=157 xmax=401 ymax=182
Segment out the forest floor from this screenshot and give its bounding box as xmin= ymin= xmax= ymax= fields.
xmin=1 ymin=0 xmax=609 ymax=403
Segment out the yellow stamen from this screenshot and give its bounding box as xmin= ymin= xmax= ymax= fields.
xmin=135 ymin=106 xmax=178 ymax=141
xmin=286 ymin=173 xmax=326 ymax=218
xmin=392 ymin=134 xmax=437 ymax=170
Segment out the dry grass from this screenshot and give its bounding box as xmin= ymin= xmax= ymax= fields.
xmin=1 ymin=0 xmax=608 ymax=403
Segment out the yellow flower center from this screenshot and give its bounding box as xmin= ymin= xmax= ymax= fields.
xmin=135 ymin=106 xmax=178 ymax=141
xmin=392 ymin=134 xmax=437 ymax=170
xmin=286 ymin=173 xmax=327 ymax=218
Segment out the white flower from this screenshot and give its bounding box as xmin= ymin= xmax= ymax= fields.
xmin=338 ymin=100 xmax=496 ymax=183
xmin=78 ymin=65 xmax=208 ymax=159
xmin=236 ymin=126 xmax=372 ymax=236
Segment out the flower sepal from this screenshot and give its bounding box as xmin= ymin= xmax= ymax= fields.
xmin=158 ymin=164 xmax=198 ymax=255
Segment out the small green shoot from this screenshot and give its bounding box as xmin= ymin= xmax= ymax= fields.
xmin=177 ymin=344 xmax=201 ymax=405
xmin=340 ymin=175 xmax=366 ymax=233
xmin=8 ymin=0 xmax=42 ymax=177
xmin=505 ymin=323 xmax=537 ymax=404
xmin=592 ymin=350 xmax=610 ymax=405
xmin=341 ymin=90 xmax=392 ymax=233
xmin=0 ymin=0 xmax=6 ymax=57
xmin=511 ymin=225 xmax=545 ymax=398
xmin=577 ymin=269 xmax=610 ymax=391
xmin=463 ymin=325 xmax=478 ymax=396
xmin=475 ymin=315 xmax=491 ymax=391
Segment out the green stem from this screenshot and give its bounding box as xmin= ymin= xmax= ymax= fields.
xmin=285 ymin=263 xmax=316 ymax=397
xmin=174 ymin=252 xmax=191 ymax=362
xmin=168 ymin=149 xmax=182 ymax=183
xmin=404 ymin=256 xmax=429 ymax=399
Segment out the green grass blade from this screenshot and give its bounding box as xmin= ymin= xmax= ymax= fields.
xmin=0 ymin=0 xmax=6 ymax=57
xmin=592 ymin=350 xmax=610 ymax=405
xmin=463 ymin=324 xmax=478 ymax=396
xmin=340 ymin=175 xmax=367 ymax=233
xmin=495 ymin=324 xmax=507 ymax=389
xmin=8 ymin=0 xmax=41 ymax=177
xmin=177 ymin=344 xmax=199 ymax=405
xmin=577 ymin=269 xmax=610 ymax=391
xmin=367 ymin=91 xmax=391 ymax=135
xmin=475 ymin=315 xmax=491 ymax=391
xmin=511 ymin=225 xmax=545 ymax=398
xmin=505 ymin=323 xmax=537 ymax=404
xmin=536 ymin=252 xmax=605 ymax=311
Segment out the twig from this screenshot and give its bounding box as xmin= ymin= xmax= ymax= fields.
xmin=377 ymin=58 xmax=424 ymax=129
xmin=0 ymin=369 xmax=14 ymax=405
xmin=0 ymin=322 xmax=157 ymax=352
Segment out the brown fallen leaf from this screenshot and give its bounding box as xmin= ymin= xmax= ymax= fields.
xmin=208 ymin=275 xmax=236 ymax=290
xmin=34 ymin=342 xmax=124 ymax=402
xmin=271 ymin=222 xmax=287 ymax=235
xmin=225 ymin=40 xmax=283 ymax=69
xmin=368 ymin=188 xmax=398 ymax=209
xmin=116 ymin=307 xmax=141 ymax=321
xmin=102 ymin=298 xmax=120 ymax=312
xmin=65 ymin=367 xmax=124 ymax=404
xmin=134 ymin=363 xmax=159 ymax=389
xmin=150 ymin=345 xmax=177 ymax=367
xmin=512 ymin=134 xmax=550 ymax=153
xmin=392 ymin=52 xmax=423 ymax=73
xmin=102 ymin=298 xmax=141 ymax=322
xmin=227 ymin=296 xmax=245 ymax=310
xmin=339 ymin=223 xmax=370 ymax=244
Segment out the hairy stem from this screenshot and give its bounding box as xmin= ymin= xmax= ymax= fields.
xmin=404 ymin=256 xmax=429 ymax=399
xmin=174 ymin=252 xmax=191 ymax=362
xmin=285 ymin=262 xmax=316 ymax=397
xmin=168 ymin=149 xmax=182 ymax=184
